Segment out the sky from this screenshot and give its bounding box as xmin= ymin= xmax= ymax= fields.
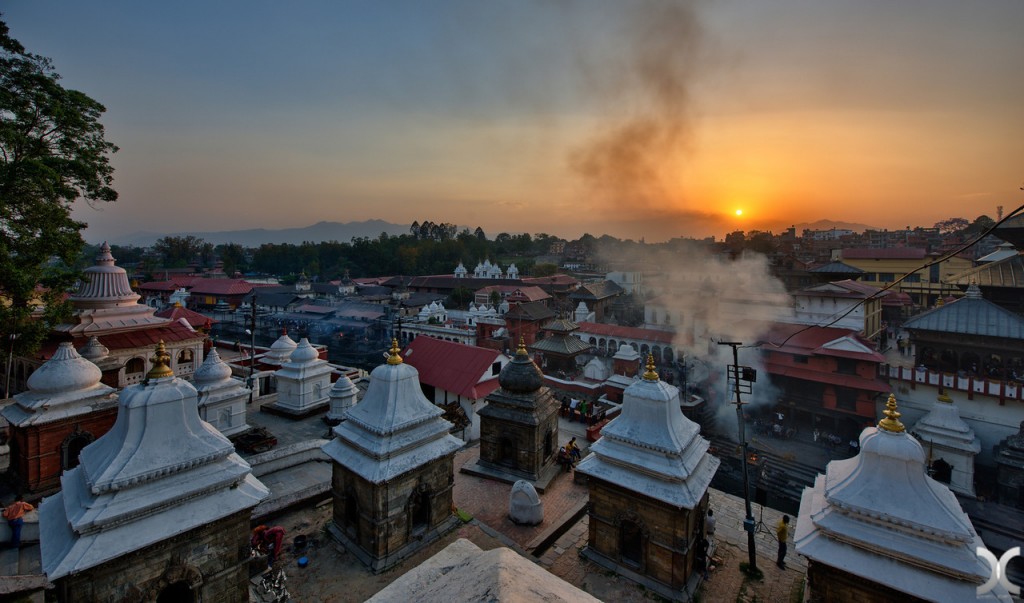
xmin=5 ymin=1 xmax=1024 ymax=244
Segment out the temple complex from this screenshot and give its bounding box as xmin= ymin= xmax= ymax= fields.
xmin=322 ymin=340 xmax=462 ymax=572
xmin=576 ymin=355 xmax=719 ymax=598
xmin=470 ymin=339 xmax=560 ymax=490
xmin=795 ymin=394 xmax=1012 ymax=602
xmin=40 ymin=342 xmax=268 ymax=602
xmin=529 ymin=317 xmax=592 ymax=375
xmin=1 ymin=342 xmax=119 ymax=494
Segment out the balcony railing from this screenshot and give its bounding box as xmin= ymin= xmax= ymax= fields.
xmin=881 ymin=364 xmax=1023 ymax=403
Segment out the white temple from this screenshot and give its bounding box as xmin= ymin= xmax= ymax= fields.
xmin=322 ymin=341 xmax=462 ymax=487
xmin=794 ymin=394 xmax=1011 ymax=603
xmin=417 ymin=301 xmax=447 ymax=323
xmin=1 ymin=342 xmax=117 ymax=428
xmin=454 ymin=261 xmax=468 ymax=278
xmin=574 ymin=301 xmax=594 ymax=323
xmin=193 ymin=348 xmax=251 ymax=437
xmin=473 ymin=259 xmax=504 ymax=279
xmin=576 ymin=356 xmax=719 ymax=509
xmin=911 ymin=392 xmax=981 ymax=497
xmin=56 ymin=243 xmax=168 ymax=335
xmin=263 ymin=329 xmax=298 ymax=366
xmin=273 ymin=338 xmax=333 ymax=415
xmin=326 ymin=372 xmax=359 ymax=423
xmin=40 ymin=342 xmax=268 ymax=581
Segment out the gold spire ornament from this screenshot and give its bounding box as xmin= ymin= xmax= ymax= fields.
xmin=878 ymin=393 xmax=905 ymax=433
xmin=147 ymin=340 xmax=174 ymax=380
xmin=517 ymin=336 xmax=528 ymax=356
xmin=387 ymin=338 xmax=403 ymax=365
xmin=642 ymin=354 xmax=658 ymax=381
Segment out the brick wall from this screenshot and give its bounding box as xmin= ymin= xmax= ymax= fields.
xmin=9 ymin=409 xmax=118 ymax=494
xmin=806 ymin=560 xmax=929 ymax=603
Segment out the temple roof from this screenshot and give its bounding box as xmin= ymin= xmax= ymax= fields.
xmin=529 ymin=333 xmax=592 ymax=357
xmin=322 ymin=341 xmax=462 ymax=484
xmin=794 ymin=395 xmax=1007 ymax=602
xmin=808 ymin=261 xmax=865 ymax=274
xmin=946 ymin=253 xmax=1024 ymax=289
xmin=40 ymin=343 xmax=268 ymax=580
xmin=911 ymin=394 xmax=981 ymax=454
xmin=903 ymin=283 xmax=1024 ymax=338
xmin=1 ymin=342 xmax=118 ymax=427
xmin=402 ymin=336 xmax=503 ymax=400
xmin=576 ymin=357 xmax=719 ymax=508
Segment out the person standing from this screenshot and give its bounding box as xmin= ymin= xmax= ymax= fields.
xmin=4 ymin=495 xmax=34 ymax=548
xmin=705 ymin=509 xmax=716 ymax=540
xmin=776 ymin=515 xmax=790 ymax=569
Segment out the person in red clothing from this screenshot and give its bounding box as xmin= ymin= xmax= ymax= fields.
xmin=3 ymin=495 xmax=34 ymax=548
xmin=251 ymin=525 xmax=287 ymax=568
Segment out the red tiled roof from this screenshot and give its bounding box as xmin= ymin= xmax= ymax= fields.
xmin=576 ymin=322 xmax=675 ymax=344
xmin=841 ymin=248 xmax=927 ymax=260
xmin=188 ymin=279 xmax=265 ymax=296
xmin=154 ymin=304 xmax=217 ymax=328
xmin=764 ymin=361 xmax=891 ymax=393
xmin=39 ymin=322 xmax=204 ymax=360
xmin=402 ymin=336 xmax=502 ymax=400
xmin=763 ymin=324 xmax=884 ymax=362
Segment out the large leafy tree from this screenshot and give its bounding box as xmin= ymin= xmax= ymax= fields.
xmin=0 ymin=18 xmax=118 ymax=354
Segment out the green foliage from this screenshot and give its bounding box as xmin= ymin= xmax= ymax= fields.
xmin=0 ymin=18 xmax=118 ymax=354
xmin=532 ymin=262 xmax=558 ymax=277
xmin=153 ymin=235 xmax=213 ymax=269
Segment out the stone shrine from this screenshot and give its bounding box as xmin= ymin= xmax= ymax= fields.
xmin=508 ymin=480 xmax=543 ymax=525
xmin=910 ymin=392 xmax=980 ymax=497
xmin=325 ymin=371 xmax=359 ymax=423
xmin=2 ymin=342 xmax=119 ymax=495
xmin=795 ymin=394 xmax=1012 ymax=603
xmin=40 ymin=342 xmax=268 ymax=602
xmin=322 ymin=340 xmax=462 ymax=572
xmin=471 ymin=339 xmax=560 ymax=489
xmin=193 ymin=348 xmax=251 ymax=437
xmin=576 ymin=355 xmax=719 ymax=597
xmin=268 ymin=337 xmax=332 ymax=416
xmin=996 ymin=421 xmax=1024 ymax=509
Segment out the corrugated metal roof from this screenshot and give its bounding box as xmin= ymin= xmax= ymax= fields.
xmin=946 ymin=253 xmax=1024 ymax=288
xmin=808 ymin=261 xmax=864 ymax=274
xmin=903 ymin=283 xmax=1024 ymax=337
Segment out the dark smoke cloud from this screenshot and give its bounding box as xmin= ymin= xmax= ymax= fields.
xmin=569 ymin=0 xmax=708 ymax=210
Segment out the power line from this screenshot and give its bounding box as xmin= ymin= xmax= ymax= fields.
xmin=757 ymin=202 xmax=1024 ymax=350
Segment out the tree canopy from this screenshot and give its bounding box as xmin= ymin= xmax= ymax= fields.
xmin=0 ymin=18 xmax=118 ymax=353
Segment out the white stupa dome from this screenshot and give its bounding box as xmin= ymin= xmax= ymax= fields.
xmin=27 ymin=342 xmax=103 ymax=394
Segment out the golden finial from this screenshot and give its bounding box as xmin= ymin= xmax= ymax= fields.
xmin=878 ymin=393 xmax=905 ymax=433
xmin=642 ymin=354 xmax=658 ymax=381
xmin=937 ymin=392 xmax=953 ymax=404
xmin=516 ymin=336 xmax=528 ymax=356
xmin=387 ymin=338 xmax=403 ymax=365
xmin=173 ymin=301 xmax=183 ymax=308
xmin=147 ymin=340 xmax=174 ymax=380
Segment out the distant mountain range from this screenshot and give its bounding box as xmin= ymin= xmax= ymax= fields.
xmin=790 ymin=220 xmax=880 ymax=233
xmin=105 ymin=220 xmax=413 ymax=247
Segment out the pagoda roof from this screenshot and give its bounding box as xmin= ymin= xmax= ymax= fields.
xmin=903 ymin=283 xmax=1024 ymax=338
xmin=570 ymin=280 xmax=624 ymax=301
xmin=530 ymin=334 xmax=592 ymax=357
xmin=505 ymin=301 xmax=557 ymax=322
xmin=576 ymin=362 xmax=719 ymax=508
xmin=40 ymin=348 xmax=268 ymax=580
xmin=322 ymin=344 xmax=462 ymax=484
xmin=946 ymin=253 xmax=1024 ymax=289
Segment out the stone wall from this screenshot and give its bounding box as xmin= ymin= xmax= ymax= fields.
xmin=331 ymin=455 xmax=455 ymax=568
xmin=55 ymin=510 xmax=252 ymax=603
xmin=9 ymin=410 xmax=118 ymax=494
xmin=587 ymin=478 xmax=706 ymax=590
xmin=806 ymin=560 xmax=930 ymax=603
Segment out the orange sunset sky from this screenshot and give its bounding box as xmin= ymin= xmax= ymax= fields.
xmin=6 ymin=1 xmax=1024 ymax=243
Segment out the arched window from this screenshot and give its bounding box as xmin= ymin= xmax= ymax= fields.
xmin=61 ymin=430 xmax=95 ymax=470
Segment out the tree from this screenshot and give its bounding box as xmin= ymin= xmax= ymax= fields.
xmin=934 ymin=217 xmax=969 ymax=234
xmin=0 ymin=19 xmax=118 ymax=354
xmin=153 ymin=235 xmax=209 ymax=268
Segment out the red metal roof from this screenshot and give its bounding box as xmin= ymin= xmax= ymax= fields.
xmin=576 ymin=322 xmax=675 ymax=344
xmin=763 ymin=323 xmax=882 ymax=361
xmin=402 ymin=336 xmax=503 ymax=400
xmin=764 ymin=361 xmax=891 ymax=393
xmin=39 ymin=322 xmax=204 ymax=360
xmin=187 ymin=279 xmax=264 ymax=296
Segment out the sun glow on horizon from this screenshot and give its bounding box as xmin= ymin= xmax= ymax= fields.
xmin=735 ymin=209 xmax=743 ymax=216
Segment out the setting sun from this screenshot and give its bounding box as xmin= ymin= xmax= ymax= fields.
xmin=735 ymin=209 xmax=743 ymax=216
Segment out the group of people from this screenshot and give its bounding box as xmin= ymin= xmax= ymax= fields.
xmin=559 ymin=397 xmax=597 ymax=425
xmin=557 ymin=437 xmax=582 ymax=472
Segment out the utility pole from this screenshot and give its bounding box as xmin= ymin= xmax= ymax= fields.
xmin=718 ymin=340 xmax=758 ymax=571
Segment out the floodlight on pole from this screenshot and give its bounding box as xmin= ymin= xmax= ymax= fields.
xmin=718 ymin=340 xmax=758 ymax=572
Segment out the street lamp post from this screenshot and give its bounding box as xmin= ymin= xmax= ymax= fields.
xmin=5 ymin=333 xmax=21 ymax=399
xmin=718 ymin=340 xmax=758 ymax=572
xmin=246 ymin=293 xmax=257 ymax=404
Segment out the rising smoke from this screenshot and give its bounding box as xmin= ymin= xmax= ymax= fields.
xmin=598 ymin=240 xmax=793 ymax=440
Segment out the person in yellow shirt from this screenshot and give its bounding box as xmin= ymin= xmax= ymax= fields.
xmin=776 ymin=515 xmax=790 ymax=569
xmin=4 ymin=495 xmax=34 ymax=548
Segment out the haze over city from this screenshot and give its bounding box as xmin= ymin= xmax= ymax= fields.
xmin=5 ymin=1 xmax=1023 ymax=243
